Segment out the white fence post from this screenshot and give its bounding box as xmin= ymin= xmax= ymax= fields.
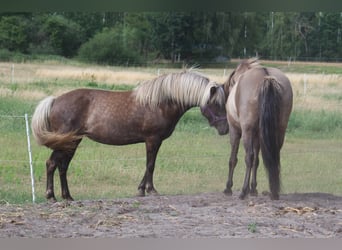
xmin=303 ymin=74 xmax=307 ymax=97
xmin=24 ymin=113 xmax=36 ymax=203
xmin=11 ymin=64 xmax=14 ymax=84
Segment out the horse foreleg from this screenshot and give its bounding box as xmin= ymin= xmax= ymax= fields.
xmin=224 ymin=129 xmax=240 ymax=196
xmin=137 ymin=138 xmax=162 ymax=197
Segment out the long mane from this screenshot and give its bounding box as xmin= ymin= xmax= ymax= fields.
xmin=134 ymin=70 xmax=224 ymax=108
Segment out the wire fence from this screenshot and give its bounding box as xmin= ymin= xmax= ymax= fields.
xmin=0 ymin=111 xmax=229 ymax=204
xmin=1 ymin=106 xmax=342 ymax=204
xmin=1 ymin=67 xmax=342 ymax=203
xmin=0 ymin=114 xmax=35 ymax=203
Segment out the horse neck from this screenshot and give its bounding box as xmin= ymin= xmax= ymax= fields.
xmin=155 ymin=103 xmax=190 ymax=131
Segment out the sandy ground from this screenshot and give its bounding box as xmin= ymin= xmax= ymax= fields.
xmin=0 ymin=192 xmax=341 ymax=238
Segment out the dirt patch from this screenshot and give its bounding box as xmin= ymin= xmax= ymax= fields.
xmin=0 ymin=192 xmax=341 ymax=238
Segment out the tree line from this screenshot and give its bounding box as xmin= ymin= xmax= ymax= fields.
xmin=0 ymin=12 xmax=342 ymax=65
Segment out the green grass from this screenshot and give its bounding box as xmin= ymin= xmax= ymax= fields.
xmin=287 ymin=110 xmax=342 ymax=138
xmin=322 ymin=93 xmax=342 ymax=102
xmin=262 ymin=62 xmax=342 ymax=74
xmin=1 ymin=61 xmax=342 ymax=204
xmin=1 ymin=102 xmax=341 ymax=204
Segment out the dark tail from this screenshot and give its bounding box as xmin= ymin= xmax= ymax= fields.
xmin=259 ymin=76 xmax=282 ymax=200
xmin=31 ymin=96 xmax=82 ymax=151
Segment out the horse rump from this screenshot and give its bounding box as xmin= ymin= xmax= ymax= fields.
xmin=31 ymin=96 xmax=82 ymax=152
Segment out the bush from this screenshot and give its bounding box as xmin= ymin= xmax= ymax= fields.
xmin=0 ymin=16 xmax=30 ymax=53
xmin=77 ymin=26 xmax=142 ymax=66
xmin=0 ymin=48 xmax=12 ymax=61
xmin=43 ymin=15 xmax=85 ymax=57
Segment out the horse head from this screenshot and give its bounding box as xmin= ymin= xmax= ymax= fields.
xmin=200 ymin=83 xmax=228 ymax=135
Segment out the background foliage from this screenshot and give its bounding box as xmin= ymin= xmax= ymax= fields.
xmin=1 ymin=12 xmax=342 ymax=65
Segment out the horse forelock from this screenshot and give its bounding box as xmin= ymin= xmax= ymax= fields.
xmin=201 ymin=81 xmax=226 ymax=107
xmin=134 ymin=71 xmax=211 ymax=108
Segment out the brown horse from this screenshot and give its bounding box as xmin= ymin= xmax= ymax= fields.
xmin=31 ymin=70 xmax=225 ymax=202
xmin=201 ymin=58 xmax=293 ymax=200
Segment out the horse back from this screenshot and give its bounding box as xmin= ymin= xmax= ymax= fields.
xmin=48 ymin=88 xmax=185 ymax=145
xmin=49 ymin=88 xmax=135 ymax=134
xmin=227 ymin=67 xmax=293 ymax=129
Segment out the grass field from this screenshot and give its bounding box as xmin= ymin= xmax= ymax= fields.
xmin=0 ymin=59 xmax=341 ymax=204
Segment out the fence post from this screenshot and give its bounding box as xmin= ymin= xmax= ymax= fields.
xmin=11 ymin=64 xmax=14 ymax=84
xmin=303 ymin=74 xmax=307 ymax=97
xmin=24 ymin=113 xmax=36 ymax=203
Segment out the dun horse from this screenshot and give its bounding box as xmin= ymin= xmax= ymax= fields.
xmin=201 ymin=58 xmax=293 ymax=200
xmin=31 ymin=71 xmax=225 ymax=202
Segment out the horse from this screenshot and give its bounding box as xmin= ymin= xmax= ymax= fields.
xmin=200 ymin=58 xmax=293 ymax=200
xmin=31 ymin=70 xmax=225 ymax=202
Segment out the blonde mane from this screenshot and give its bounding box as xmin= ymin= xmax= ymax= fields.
xmin=134 ymin=71 xmax=224 ymax=108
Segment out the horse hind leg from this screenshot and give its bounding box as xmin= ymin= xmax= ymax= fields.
xmin=250 ymin=143 xmax=260 ymax=196
xmin=46 ymin=140 xmax=81 ymax=202
xmin=58 ymin=151 xmax=76 ymax=201
xmin=46 ymin=155 xmax=58 ymax=202
xmin=239 ymin=131 xmax=256 ymax=199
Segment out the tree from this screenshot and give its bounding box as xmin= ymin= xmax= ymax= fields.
xmin=0 ymin=15 xmax=30 ymax=52
xmin=43 ymin=14 xmax=84 ymax=57
xmin=77 ymin=26 xmax=142 ymax=65
xmin=123 ymin=13 xmax=154 ymax=59
xmin=316 ymin=12 xmax=342 ymax=60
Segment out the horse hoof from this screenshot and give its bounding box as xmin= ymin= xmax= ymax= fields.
xmin=250 ymin=190 xmax=258 ymax=196
xmin=46 ymin=195 xmax=57 ymax=203
xmin=223 ymin=189 xmax=232 ymax=196
xmin=47 ymin=197 xmax=57 ymax=203
xmin=239 ymin=192 xmax=247 ymax=200
xmin=147 ymin=189 xmax=159 ymax=196
xmin=270 ymin=193 xmax=279 ymax=200
xmin=136 ymin=189 xmax=146 ymax=197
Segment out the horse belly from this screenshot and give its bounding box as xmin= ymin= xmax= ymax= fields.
xmin=85 ymin=123 xmax=144 ymax=146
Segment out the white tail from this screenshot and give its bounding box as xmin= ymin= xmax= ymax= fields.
xmin=31 ymin=96 xmax=55 ymax=145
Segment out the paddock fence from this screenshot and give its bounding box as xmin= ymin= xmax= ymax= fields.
xmin=1 ymin=69 xmax=342 ymax=204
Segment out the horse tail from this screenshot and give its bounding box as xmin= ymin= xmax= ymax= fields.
xmin=259 ymin=76 xmax=282 ymax=200
xmin=31 ymin=96 xmax=82 ymax=151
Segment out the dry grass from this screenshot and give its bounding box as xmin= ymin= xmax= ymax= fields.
xmin=0 ymin=62 xmax=156 ymax=85
xmin=0 ymin=62 xmax=228 ymax=86
xmin=287 ymin=73 xmax=342 ymax=111
xmin=1 ymin=61 xmax=341 ymax=111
